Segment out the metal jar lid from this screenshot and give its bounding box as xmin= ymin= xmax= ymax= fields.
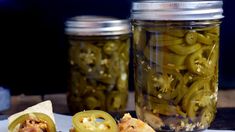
xmin=131 ymin=0 xmax=224 ymax=21
xmin=65 ymin=16 xmax=131 ymax=36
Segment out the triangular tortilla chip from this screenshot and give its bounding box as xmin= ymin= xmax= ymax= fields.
xmin=8 ymin=100 xmax=55 ymax=126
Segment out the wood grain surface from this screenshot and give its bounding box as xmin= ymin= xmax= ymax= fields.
xmin=2 ymin=90 xmax=235 ymax=115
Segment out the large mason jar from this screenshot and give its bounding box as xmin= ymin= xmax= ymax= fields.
xmin=131 ymin=1 xmax=224 ymax=131
xmin=65 ymin=16 xmax=131 ymax=113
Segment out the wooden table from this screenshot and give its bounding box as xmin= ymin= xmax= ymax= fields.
xmin=1 ymin=90 xmax=235 ymax=130
xmin=2 ymin=90 xmax=235 ymax=115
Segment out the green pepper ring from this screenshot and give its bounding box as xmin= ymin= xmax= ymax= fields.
xmin=186 ymin=90 xmax=212 ymax=119
xmin=103 ymin=41 xmax=119 ymax=55
xmin=85 ymin=90 xmax=106 ymax=110
xmin=200 ymin=106 xmax=215 ymax=127
xmin=72 ymin=110 xmax=119 ymax=132
xmin=106 ymin=91 xmax=128 ymax=112
xmin=144 ymin=46 xmax=187 ymax=67
xmin=148 ymin=34 xmax=184 ymax=47
xmin=182 ymin=79 xmax=210 ymax=111
xmin=168 ymin=43 xmax=201 ymax=55
xmin=148 ymin=103 xmax=184 ymax=116
xmin=185 ymin=31 xmax=198 ymax=45
xmin=186 ymin=45 xmax=218 ymax=76
xmin=72 ymin=43 xmax=102 ymax=74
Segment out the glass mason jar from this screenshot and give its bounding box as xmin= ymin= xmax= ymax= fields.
xmin=65 ymin=16 xmax=131 ymax=113
xmin=131 ymin=1 xmax=224 ymax=131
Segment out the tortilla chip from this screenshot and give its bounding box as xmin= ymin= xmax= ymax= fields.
xmin=8 ymin=100 xmax=55 ymax=126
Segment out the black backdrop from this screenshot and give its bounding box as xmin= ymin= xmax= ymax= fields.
xmin=0 ymin=0 xmax=233 ymax=95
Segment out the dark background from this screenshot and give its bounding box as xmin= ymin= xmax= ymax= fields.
xmin=0 ymin=0 xmax=233 ymax=95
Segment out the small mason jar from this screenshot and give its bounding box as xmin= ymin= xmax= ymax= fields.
xmin=131 ymin=1 xmax=224 ymax=131
xmin=65 ymin=16 xmax=131 ymax=113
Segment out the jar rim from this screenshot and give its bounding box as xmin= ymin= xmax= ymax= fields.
xmin=131 ymin=0 xmax=224 ymax=20
xmin=65 ymin=16 xmax=131 ymax=36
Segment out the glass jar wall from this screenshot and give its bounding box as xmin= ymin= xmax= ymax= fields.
xmin=65 ymin=16 xmax=130 ymax=113
xmin=131 ymin=1 xmax=223 ymax=131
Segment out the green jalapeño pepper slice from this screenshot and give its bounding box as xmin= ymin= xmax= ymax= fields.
xmin=172 ymin=83 xmax=188 ymax=105
xmin=197 ymin=33 xmax=218 ymax=45
xmin=182 ymin=79 xmax=210 ymax=112
xmin=8 ymin=112 xmax=56 ymax=132
xmin=103 ymin=41 xmax=119 ymax=55
xmin=96 ymin=62 xmax=117 ymax=85
xmin=133 ymin=27 xmax=146 ymax=51
xmin=149 ymin=33 xmax=184 ymax=47
xmin=166 ymin=29 xmax=186 ymax=38
xmin=144 ymin=46 xmax=187 ymax=67
xmin=85 ymin=90 xmax=106 ymax=110
xmin=207 ymin=26 xmax=220 ymax=35
xmin=186 ymin=45 xmax=218 ymax=75
xmin=185 ymin=31 xmax=198 ymax=45
xmin=71 ymin=71 xmax=93 ymax=96
xmin=200 ymin=105 xmax=215 ymax=127
xmin=186 ymin=90 xmax=212 ymax=119
xmin=168 ymin=43 xmax=201 ymax=55
xmin=172 ymin=73 xmax=198 ymax=105
xmin=148 ymin=102 xmax=185 ymax=117
xmin=117 ymin=73 xmax=128 ymax=92
xmin=72 ymin=110 xmax=119 ymax=132
xmin=106 ymin=91 xmax=128 ymax=112
xmin=71 ymin=43 xmax=102 ymax=74
xmin=146 ymin=66 xmax=182 ymax=100
xmin=118 ymin=42 xmax=130 ymax=63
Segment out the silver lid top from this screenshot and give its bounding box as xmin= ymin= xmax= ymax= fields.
xmin=131 ymin=0 xmax=224 ymax=20
xmin=65 ymin=16 xmax=131 ymax=36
